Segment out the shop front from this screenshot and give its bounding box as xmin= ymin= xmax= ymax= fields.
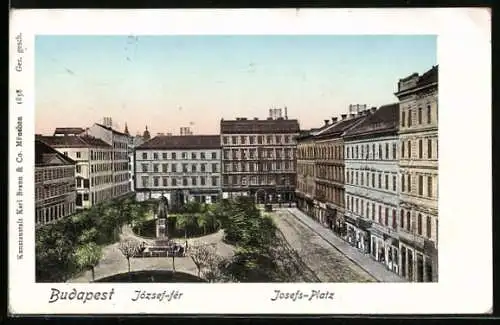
xmin=384 ymin=236 xmax=400 ymax=274
xmin=325 ymin=204 xmax=337 ymax=230
xmin=344 ymin=215 xmax=371 ymax=252
xmin=399 ymin=236 xmax=436 ymax=282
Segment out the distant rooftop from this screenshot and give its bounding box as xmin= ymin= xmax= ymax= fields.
xmin=53 ymin=127 xmax=85 ymax=136
xmin=94 ymin=123 xmax=129 ymax=136
xmin=137 ymin=135 xmax=221 ymax=150
xmin=221 ymin=118 xmax=300 ymax=134
xmin=37 ymin=135 xmax=112 ymax=148
xmin=343 ymin=103 xmax=399 ymax=138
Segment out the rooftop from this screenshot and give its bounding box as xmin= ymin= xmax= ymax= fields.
xmin=35 ymin=140 xmax=76 ymax=166
xmin=220 ymin=118 xmax=300 ymax=134
xmin=136 ymin=135 xmax=221 ymax=150
xmin=94 ymin=123 xmax=129 ymax=136
xmin=36 ymin=135 xmax=112 ymax=148
xmin=343 ymin=103 xmax=399 ymax=138
xmin=316 ymin=115 xmax=367 ymax=138
xmin=53 ymin=127 xmax=85 ymax=135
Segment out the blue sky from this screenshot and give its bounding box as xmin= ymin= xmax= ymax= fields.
xmin=35 ymin=35 xmax=436 ymax=135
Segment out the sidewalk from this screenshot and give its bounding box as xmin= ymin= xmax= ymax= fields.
xmin=285 ymin=208 xmax=405 ymax=283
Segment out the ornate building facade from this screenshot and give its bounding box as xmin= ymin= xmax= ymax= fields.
xmin=394 ymin=65 xmax=439 ymax=282
xmin=35 ymin=140 xmax=77 ymax=226
xmin=343 ymin=103 xmax=400 ymax=275
xmin=220 ymin=112 xmax=300 ymax=203
xmin=134 ymin=135 xmax=222 ymax=204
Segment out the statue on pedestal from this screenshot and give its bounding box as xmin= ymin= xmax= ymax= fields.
xmin=156 ymin=195 xmax=169 ymax=238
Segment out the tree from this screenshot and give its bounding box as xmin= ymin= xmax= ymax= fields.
xmin=78 ymin=227 xmax=98 ymax=244
xmin=188 ymin=241 xmax=217 ymax=278
xmin=118 ymin=239 xmax=141 ymax=273
xmin=196 ymin=213 xmax=209 ymax=235
xmin=176 ymin=214 xmax=196 ymax=238
xmin=74 ymin=242 xmax=103 ymax=281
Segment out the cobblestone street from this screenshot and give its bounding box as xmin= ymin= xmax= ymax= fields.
xmin=269 ymin=209 xmax=375 ymax=283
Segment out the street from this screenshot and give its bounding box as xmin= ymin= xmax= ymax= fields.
xmin=270 ymin=209 xmax=375 ymax=283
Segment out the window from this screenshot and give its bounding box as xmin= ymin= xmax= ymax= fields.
xmin=428 ymin=176 xmax=433 ymax=197
xmin=402 ymin=111 xmax=406 ymax=127
xmin=192 ymin=164 xmax=197 ymax=172
xmin=258 ymin=136 xmax=263 ymax=144
xmin=427 ymin=105 xmax=432 ymax=123
xmin=407 ymin=140 xmax=411 ymax=158
xmin=361 ymin=172 xmax=364 ymax=186
xmin=83 ymin=193 xmax=89 ymax=201
xmin=285 ymin=135 xmax=290 ymax=143
xmin=153 ymin=177 xmax=159 ymax=187
xmin=408 ymin=109 xmax=412 ymax=127
xmin=426 ymin=216 xmax=432 ymax=238
xmin=212 ymin=176 xmax=218 ymax=186
xmin=392 ymin=143 xmax=397 ymax=159
xmin=401 ymin=175 xmax=406 ymax=192
xmin=378 ymin=205 xmax=382 ymax=224
xmin=153 ymin=152 xmax=159 ymax=160
xmin=182 ymin=177 xmax=188 ymax=186
xmin=162 ymin=177 xmax=168 ymax=187
xmin=200 ymin=176 xmax=206 ymax=185
xmin=212 ymin=163 xmax=217 ymax=173
xmin=232 ymin=136 xmax=237 ymax=144
xmin=400 ymin=210 xmax=405 ymax=229
xmin=76 ymin=151 xmax=81 ymax=158
xmin=392 ymin=209 xmax=397 ymax=229
xmin=171 ymin=178 xmax=177 ymax=186
xmin=141 ymin=176 xmax=149 ymax=187
xmin=192 ymin=177 xmax=197 ymax=186
xmin=76 ymin=165 xmax=81 ymax=173
xmin=141 ymin=164 xmax=148 ymax=172
xmin=142 ymin=152 xmax=147 ymax=160
xmin=378 ymin=174 xmax=382 ymax=188
xmin=192 ymin=152 xmax=197 ymax=160
xmin=240 ymin=136 xmax=246 ymax=144
xmin=171 ymin=164 xmax=177 ymax=172
xmin=162 ymin=153 xmax=168 ymax=159
xmin=428 ymin=139 xmax=432 ymax=159
xmin=355 ymin=171 xmax=358 ymax=185
xmin=201 ymin=152 xmax=206 ymax=160
xmin=385 ymin=207 xmax=389 ymax=226
xmin=418 ymin=107 xmax=423 ymax=124
xmin=401 ymin=141 xmax=405 ymax=158
xmin=419 ymin=139 xmax=423 ymax=158
xmin=385 ymin=175 xmax=389 ymax=190
xmin=172 ymin=152 xmax=177 ymax=160
xmin=347 ymin=147 xmax=351 ymax=159
xmin=153 ymin=164 xmax=159 ymax=172
xmin=406 ymin=211 xmax=411 ymax=231
xmin=393 ymin=176 xmax=397 ymax=191
xmin=417 ymin=214 xmax=423 ymax=235
xmin=378 ymin=144 xmax=382 ymax=160
xmin=372 ymin=173 xmax=375 ymax=188
xmin=266 ymin=136 xmax=272 ymax=144
xmin=182 ymin=164 xmax=188 ymax=173
xmin=64 ymin=151 xmax=68 ymax=156
xmin=211 ymin=152 xmax=217 ymax=159
xmin=162 ymin=163 xmax=168 ymax=172
xmin=385 ymin=143 xmax=389 ymax=159
xmin=407 ymin=174 xmax=412 ymax=193
xmin=372 ymin=203 xmax=375 ymax=220
xmin=418 ymin=175 xmax=423 ymax=195
xmin=223 ymin=136 xmax=228 ymax=144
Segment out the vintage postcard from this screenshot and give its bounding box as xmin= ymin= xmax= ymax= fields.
xmin=9 ymin=8 xmax=492 ymax=315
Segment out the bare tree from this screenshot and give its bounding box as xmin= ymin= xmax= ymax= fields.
xmin=188 ymin=241 xmax=217 ymax=278
xmin=118 ymin=239 xmax=141 ymax=273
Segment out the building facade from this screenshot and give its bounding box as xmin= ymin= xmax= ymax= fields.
xmin=35 ymin=140 xmax=77 ymax=226
xmin=134 ymin=135 xmax=222 ymax=204
xmin=220 ymin=114 xmax=300 ymax=203
xmin=84 ymin=122 xmax=131 ymax=199
xmin=38 ymin=135 xmax=114 ymax=210
xmin=343 ymin=103 xmax=401 ymax=275
xmin=394 ymin=65 xmax=439 ymax=282
xmin=312 ymin=113 xmax=368 ymax=233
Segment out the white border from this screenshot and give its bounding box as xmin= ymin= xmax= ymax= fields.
xmin=9 ymin=8 xmax=492 ymax=315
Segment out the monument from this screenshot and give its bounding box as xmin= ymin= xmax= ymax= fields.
xmin=156 ymin=195 xmax=169 ymax=238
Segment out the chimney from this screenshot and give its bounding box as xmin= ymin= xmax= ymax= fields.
xmin=254 ymin=117 xmax=259 ymax=120
xmin=341 ymin=114 xmax=347 ymax=120
xmin=324 ymin=119 xmax=330 ymax=126
xmin=350 ymin=114 xmax=356 ymax=118
xmin=331 ymin=117 xmax=338 ymax=123
xmin=269 ymin=109 xmax=272 ymax=119
xmin=371 ymin=107 xmax=377 ymax=113
xmin=284 ymin=106 xmax=288 ymax=120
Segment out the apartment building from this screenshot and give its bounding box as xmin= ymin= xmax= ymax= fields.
xmin=37 ymin=135 xmax=114 ymax=210
xmin=394 ymin=65 xmax=439 ymax=282
xmin=134 ymin=135 xmax=222 ymax=204
xmin=220 ymin=111 xmax=300 ymax=203
xmin=35 ymin=140 xmax=77 ymax=226
xmin=343 ymin=103 xmax=400 ymax=274
xmin=85 ymin=121 xmax=131 ymax=199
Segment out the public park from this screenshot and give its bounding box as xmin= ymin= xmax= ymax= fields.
xmin=36 ymin=195 xmax=393 ymax=283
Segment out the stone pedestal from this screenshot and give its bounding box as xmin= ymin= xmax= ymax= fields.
xmin=156 ymin=218 xmax=167 ymax=238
